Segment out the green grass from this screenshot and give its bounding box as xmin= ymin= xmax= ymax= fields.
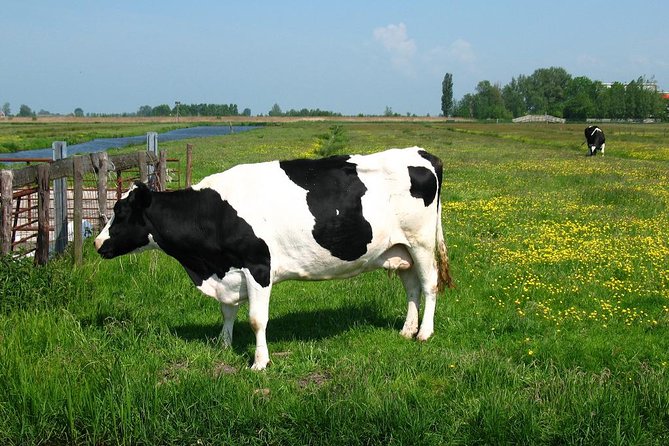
xmin=0 ymin=121 xmax=197 ymax=154
xmin=1 ymin=122 xmax=669 ymax=444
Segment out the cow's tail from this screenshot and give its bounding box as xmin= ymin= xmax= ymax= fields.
xmin=436 ymin=199 xmax=454 ymax=292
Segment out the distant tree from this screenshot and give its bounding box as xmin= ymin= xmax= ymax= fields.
xmin=520 ymin=67 xmax=571 ymax=116
xmin=441 ymin=73 xmax=453 ymax=116
xmin=269 ymin=103 xmax=283 ymax=117
xmin=18 ymin=104 xmax=33 ymax=117
xmin=473 ymin=81 xmax=510 ymax=119
xmin=593 ymin=82 xmax=611 ymax=117
xmin=152 ymin=104 xmax=171 ymax=116
xmin=607 ymin=82 xmax=626 ymax=119
xmin=502 ymin=76 xmax=527 ymax=117
xmin=383 ymin=106 xmax=396 ymax=117
xmin=74 ymin=107 xmax=84 ymax=117
xmin=626 ymin=76 xmax=661 ymax=120
xmin=563 ymin=76 xmax=596 ymax=120
xmin=2 ymin=102 xmax=10 ymax=116
xmin=137 ymin=105 xmax=153 ymax=117
xmin=453 ymin=94 xmax=475 ymax=118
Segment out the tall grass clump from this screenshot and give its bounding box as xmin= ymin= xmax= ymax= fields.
xmin=0 ymin=255 xmax=83 ymax=314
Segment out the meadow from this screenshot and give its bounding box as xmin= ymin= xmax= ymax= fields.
xmin=1 ymin=121 xmax=668 ymax=444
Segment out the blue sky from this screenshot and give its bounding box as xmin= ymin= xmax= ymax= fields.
xmin=1 ymin=1 xmax=667 ymax=116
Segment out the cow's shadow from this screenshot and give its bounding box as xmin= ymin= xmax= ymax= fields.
xmin=171 ymin=303 xmax=401 ymax=354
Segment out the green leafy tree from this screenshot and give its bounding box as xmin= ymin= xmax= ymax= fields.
xmin=473 ymin=81 xmax=510 ymax=119
xmin=608 ymin=82 xmax=626 ymax=119
xmin=525 ymin=67 xmax=572 ymax=116
xmin=441 ymin=73 xmax=453 ymax=116
xmin=453 ymin=94 xmax=475 ymax=118
xmin=269 ymin=103 xmax=283 ymax=117
xmin=137 ymin=105 xmax=153 ymax=117
xmin=2 ymin=102 xmax=10 ymax=116
xmin=593 ymin=82 xmax=611 ymax=118
xmin=74 ymin=107 xmax=84 ymax=117
xmin=563 ymin=76 xmax=596 ymax=120
xmin=626 ymin=76 xmax=661 ymax=120
xmin=383 ymin=106 xmax=395 ymax=117
xmin=152 ymin=104 xmax=171 ymax=116
xmin=502 ymin=76 xmax=527 ymax=117
xmin=18 ymin=104 xmax=33 ymax=117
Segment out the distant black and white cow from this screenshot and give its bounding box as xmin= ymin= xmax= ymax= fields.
xmin=95 ymin=147 xmax=452 ymax=370
xmin=584 ymin=125 xmax=606 ymax=156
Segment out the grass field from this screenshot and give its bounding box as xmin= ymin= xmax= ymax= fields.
xmin=0 ymin=120 xmax=196 ymax=154
xmin=1 ymin=121 xmax=669 ymax=444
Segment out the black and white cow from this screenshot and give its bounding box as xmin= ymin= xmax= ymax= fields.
xmin=584 ymin=125 xmax=606 ymax=156
xmin=94 ymin=147 xmax=452 ymax=370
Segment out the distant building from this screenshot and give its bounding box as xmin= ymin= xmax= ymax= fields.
xmin=512 ymin=114 xmax=565 ymax=124
xmin=601 ymin=81 xmax=659 ymax=91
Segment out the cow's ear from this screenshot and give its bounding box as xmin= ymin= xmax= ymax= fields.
xmin=129 ymin=181 xmax=152 ymax=209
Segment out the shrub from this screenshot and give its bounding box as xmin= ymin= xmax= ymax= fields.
xmin=0 ymin=255 xmax=77 ymax=313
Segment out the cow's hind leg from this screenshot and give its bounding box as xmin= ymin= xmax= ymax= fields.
xmin=219 ymin=302 xmax=239 ymax=348
xmin=398 ymin=268 xmax=421 ymax=338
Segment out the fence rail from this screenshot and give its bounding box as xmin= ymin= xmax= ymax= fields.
xmin=1 ymin=149 xmax=171 ymax=265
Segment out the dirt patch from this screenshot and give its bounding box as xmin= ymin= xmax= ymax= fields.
xmin=298 ymin=371 xmax=332 ymax=389
xmin=212 ymin=362 xmax=238 ymax=377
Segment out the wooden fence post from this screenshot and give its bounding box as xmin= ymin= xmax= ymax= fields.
xmin=73 ymin=156 xmax=84 ymax=266
xmin=185 ymin=144 xmax=193 ymax=188
xmin=36 ymin=164 xmax=50 ymax=265
xmin=158 ymin=150 xmax=167 ymax=191
xmin=94 ymin=152 xmax=108 ymax=229
xmin=147 ymin=132 xmax=158 ymax=187
xmin=1 ymin=170 xmax=13 ymax=255
xmin=52 ymin=141 xmax=68 ymax=254
xmin=138 ymin=151 xmax=148 ymax=184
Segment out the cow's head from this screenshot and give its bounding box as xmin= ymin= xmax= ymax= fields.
xmin=95 ymin=181 xmax=155 ymax=259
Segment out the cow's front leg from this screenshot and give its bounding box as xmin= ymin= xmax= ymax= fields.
xmin=219 ymin=302 xmax=239 ymax=348
xmin=245 ymin=274 xmax=272 ymax=371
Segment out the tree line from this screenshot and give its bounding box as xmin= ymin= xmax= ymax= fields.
xmin=137 ymin=103 xmax=248 ymax=117
xmin=442 ymin=67 xmax=667 ymax=121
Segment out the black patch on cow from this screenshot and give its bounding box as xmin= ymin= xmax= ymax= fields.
xmin=279 ymin=156 xmax=373 ymax=261
xmin=149 ymin=188 xmax=271 ymax=287
xmin=408 ymin=166 xmax=438 ymax=206
xmin=418 ymin=150 xmax=443 ymax=193
xmin=100 ymin=183 xmax=271 ymax=287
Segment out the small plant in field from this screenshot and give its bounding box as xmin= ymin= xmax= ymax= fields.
xmin=315 ymin=125 xmax=347 ymax=157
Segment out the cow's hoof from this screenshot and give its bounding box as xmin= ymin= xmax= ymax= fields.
xmin=416 ymin=329 xmax=433 ymax=342
xmin=400 ymin=326 xmax=418 ymax=339
xmin=251 ymin=353 xmax=270 ymax=371
xmin=250 ymin=360 xmax=269 ymax=371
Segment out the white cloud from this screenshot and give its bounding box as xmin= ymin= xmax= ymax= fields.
xmin=373 ymin=23 xmax=417 ymax=75
xmin=447 ymin=38 xmax=476 ymax=64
